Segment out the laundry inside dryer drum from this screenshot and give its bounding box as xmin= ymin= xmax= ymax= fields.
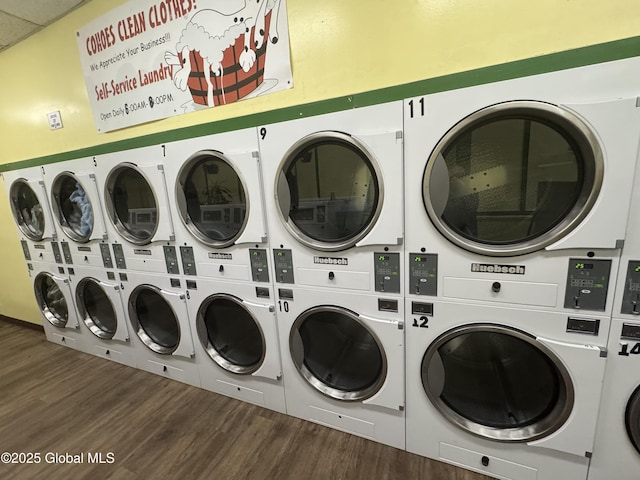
xmin=107 ymin=165 xmax=158 ymax=244
xmin=422 ymin=324 xmax=574 ymax=442
xmin=290 ymin=306 xmax=386 ymax=401
xmin=625 ymin=385 xmax=640 ymax=455
xmin=278 ymin=132 xmax=381 ymax=250
xmin=10 ymin=180 xmax=45 ymax=241
xmin=129 ymin=286 xmax=180 ymax=354
xmin=76 ymin=279 xmax=117 ymax=339
xmin=34 ymin=273 xmax=68 ymax=328
xmin=423 ymin=101 xmax=602 ymax=256
xmin=178 ymin=152 xmax=247 ymax=247
xmin=51 ymin=173 xmax=94 ymax=242
xmin=197 ymin=295 xmax=264 ymax=374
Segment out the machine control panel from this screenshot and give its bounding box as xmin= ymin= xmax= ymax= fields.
xmin=163 ymin=246 xmax=180 ymax=275
xmin=112 ymin=244 xmax=127 ymax=269
xmin=621 ymin=261 xmax=640 ymax=315
xmin=61 ymin=242 xmax=73 ymax=264
xmin=51 ymin=242 xmax=63 ymax=264
xmin=250 ymin=249 xmax=270 ymax=283
xmin=273 ymin=249 xmax=294 ymax=284
xmin=177 ymin=246 xmax=195 ymax=276
xmin=409 ymin=253 xmax=437 ymax=296
xmin=100 ymin=243 xmax=114 ymax=269
xmin=374 ymin=252 xmax=400 ymax=293
xmin=563 ymin=258 xmax=611 ymax=312
xmin=20 ymin=240 xmax=31 ymax=261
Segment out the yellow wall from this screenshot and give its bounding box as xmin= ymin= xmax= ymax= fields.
xmin=1 ymin=0 xmax=639 ymax=323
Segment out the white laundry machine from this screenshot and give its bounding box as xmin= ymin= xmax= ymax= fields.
xmin=3 ymin=167 xmax=62 ymax=265
xmin=94 ymin=145 xmax=180 ymax=275
xmin=405 ymin=298 xmax=608 ymax=480
xmin=41 ymin=157 xmax=113 ymax=269
xmin=28 ymin=260 xmax=86 ymax=352
xmin=162 ymin=129 xmax=271 ymax=284
xmin=404 ymin=60 xmax=640 ymax=313
xmin=258 ymin=102 xmax=404 ymax=296
xmin=185 ymin=276 xmax=285 ymax=413
xmin=67 ymin=264 xmax=137 ymax=368
xmin=276 ymin=285 xmax=405 ymax=449
xmin=120 ymin=270 xmax=200 ymax=387
xmin=587 ymin=151 xmax=640 ymax=479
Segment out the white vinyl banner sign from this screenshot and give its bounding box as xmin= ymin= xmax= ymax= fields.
xmin=76 ymin=0 xmax=292 ymax=133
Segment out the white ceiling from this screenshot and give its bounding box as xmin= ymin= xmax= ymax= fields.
xmin=0 ymin=0 xmax=92 ymax=53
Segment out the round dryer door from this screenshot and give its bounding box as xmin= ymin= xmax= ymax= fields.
xmin=34 ymin=272 xmax=69 ymax=328
xmin=129 ymin=285 xmax=180 ymax=354
xmin=290 ymin=306 xmax=387 ymax=401
xmin=196 ymin=294 xmax=265 ymax=374
xmin=76 ymin=278 xmax=117 ymax=339
xmin=423 ymin=101 xmax=603 ymax=256
xmin=105 ymin=163 xmax=158 ymax=245
xmin=51 ymin=172 xmax=94 ymax=242
xmin=421 ymin=324 xmax=574 ymax=442
xmin=9 ymin=179 xmax=46 ymax=241
xmin=626 ymin=385 xmax=640 ymax=455
xmin=177 ymin=151 xmax=248 ymax=247
xmin=276 ymin=132 xmax=382 ymax=251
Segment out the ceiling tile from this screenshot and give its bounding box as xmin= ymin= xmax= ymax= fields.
xmin=1 ymin=0 xmax=86 ymax=26
xmin=0 ymin=11 xmax=39 ymax=46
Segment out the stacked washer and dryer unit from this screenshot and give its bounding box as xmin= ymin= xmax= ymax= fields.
xmin=93 ymin=145 xmax=200 ymax=386
xmin=404 ymin=58 xmax=640 ymax=480
xmin=258 ymin=102 xmax=406 ymax=449
xmin=3 ymin=166 xmax=88 ymax=352
xmin=162 ymin=129 xmax=286 ymax=413
xmin=588 ymin=134 xmax=640 ymax=480
xmin=39 ymin=157 xmax=138 ymax=367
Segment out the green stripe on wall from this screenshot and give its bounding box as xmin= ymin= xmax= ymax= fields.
xmin=2 ymin=34 xmax=639 ymax=173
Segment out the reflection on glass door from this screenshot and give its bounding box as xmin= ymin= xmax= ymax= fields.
xmin=423 ymin=102 xmax=602 ymax=255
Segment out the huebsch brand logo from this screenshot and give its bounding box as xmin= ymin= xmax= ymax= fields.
xmin=209 ymin=253 xmax=233 ymax=260
xmin=134 ymin=249 xmax=152 ymax=256
xmin=314 ymin=256 xmax=348 ymax=265
xmin=471 ymin=263 xmax=526 ymax=275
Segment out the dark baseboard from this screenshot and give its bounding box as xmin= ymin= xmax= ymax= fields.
xmin=0 ymin=315 xmax=44 ymax=332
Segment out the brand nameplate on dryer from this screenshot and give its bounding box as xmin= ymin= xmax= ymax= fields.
xmin=134 ymin=249 xmax=152 ymax=256
xmin=209 ymin=253 xmax=233 ymax=260
xmin=77 ymin=246 xmax=92 ymax=252
xmin=314 ymin=256 xmax=348 ymax=265
xmin=471 ymin=263 xmax=526 ymax=274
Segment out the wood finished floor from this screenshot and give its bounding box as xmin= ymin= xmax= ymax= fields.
xmin=0 ymin=319 xmax=492 ymax=480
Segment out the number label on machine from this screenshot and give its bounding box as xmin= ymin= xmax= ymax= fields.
xmin=619 ymin=323 xmax=640 ymax=356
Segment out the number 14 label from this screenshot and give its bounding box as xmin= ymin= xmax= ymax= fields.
xmin=619 ymin=342 xmax=640 ymax=356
